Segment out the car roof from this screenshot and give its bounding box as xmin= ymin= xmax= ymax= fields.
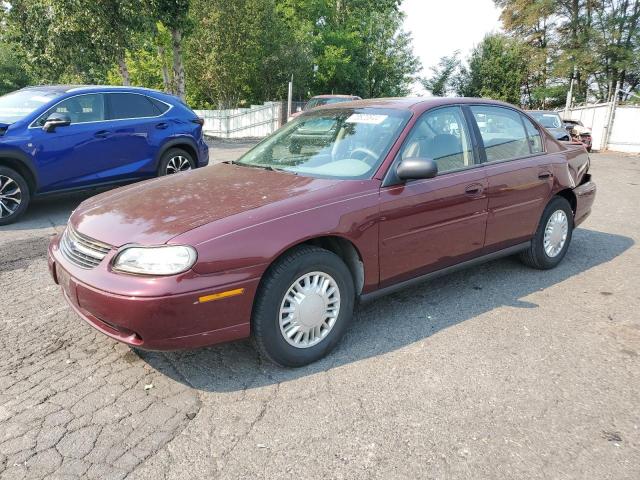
xmin=20 ymin=85 xmax=165 ymax=96
xmin=312 ymin=94 xmax=360 ymax=99
xmin=315 ymin=96 xmax=523 ymax=113
xmin=527 ymin=110 xmax=560 ymax=114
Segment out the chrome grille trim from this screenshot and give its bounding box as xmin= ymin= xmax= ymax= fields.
xmin=60 ymin=226 xmax=112 ymax=269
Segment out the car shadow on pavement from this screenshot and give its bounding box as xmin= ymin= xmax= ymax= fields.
xmin=137 ymin=227 xmax=633 ymax=393
xmin=0 ymin=191 xmax=97 ymax=233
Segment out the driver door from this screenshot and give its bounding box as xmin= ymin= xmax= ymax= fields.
xmin=378 ymin=106 xmax=488 ymax=286
xmin=30 ymin=93 xmax=113 ymax=192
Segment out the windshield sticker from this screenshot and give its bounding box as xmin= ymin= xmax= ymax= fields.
xmin=345 ymin=114 xmax=388 ymax=125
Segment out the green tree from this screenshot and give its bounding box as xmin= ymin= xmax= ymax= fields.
xmin=458 ymin=33 xmax=528 ymax=105
xmin=421 ymin=52 xmax=461 ymax=96
xmin=147 ymin=0 xmax=191 ymax=99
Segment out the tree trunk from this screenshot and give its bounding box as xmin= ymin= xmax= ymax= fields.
xmin=158 ymin=44 xmax=172 ymax=93
xmin=171 ymin=28 xmax=186 ymax=100
xmin=118 ymin=54 xmax=131 ymax=86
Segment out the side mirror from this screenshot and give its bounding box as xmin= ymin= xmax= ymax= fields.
xmin=396 ymin=157 xmax=438 ymax=181
xmin=43 ymin=113 xmax=71 ymax=132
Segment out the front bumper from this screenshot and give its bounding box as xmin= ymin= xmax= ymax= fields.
xmin=48 ymin=235 xmax=257 ymax=350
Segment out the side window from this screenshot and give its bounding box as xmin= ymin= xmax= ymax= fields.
xmin=38 ymin=94 xmax=105 ymax=125
xmin=522 ymin=115 xmax=543 ymax=153
xmin=471 ymin=106 xmax=530 ymax=162
xmin=106 ymin=93 xmax=162 ymax=120
xmin=148 ymin=97 xmax=171 ymax=114
xmin=400 ymin=106 xmax=474 ymax=174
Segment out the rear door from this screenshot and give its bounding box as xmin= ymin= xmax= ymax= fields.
xmin=468 ymin=105 xmax=553 ymax=252
xmin=378 ymin=106 xmax=488 ymax=286
xmin=100 ymin=92 xmax=169 ymax=180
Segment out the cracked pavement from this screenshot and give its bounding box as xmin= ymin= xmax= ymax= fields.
xmin=1 ymin=150 xmax=639 ymax=479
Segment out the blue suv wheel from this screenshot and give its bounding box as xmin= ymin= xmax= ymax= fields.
xmin=0 ymin=85 xmax=209 ymax=225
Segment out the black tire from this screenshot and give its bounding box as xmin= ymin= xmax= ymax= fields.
xmin=252 ymin=245 xmax=355 ymax=367
xmin=519 ymin=196 xmax=574 ymax=270
xmin=157 ymin=148 xmax=195 ymax=176
xmin=0 ymin=166 xmax=30 ymax=226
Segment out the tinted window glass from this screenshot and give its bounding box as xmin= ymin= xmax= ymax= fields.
xmin=401 ymin=106 xmax=474 ymax=173
xmin=39 ymin=94 xmax=105 ymax=125
xmin=148 ymin=97 xmax=170 ymax=114
xmin=107 ymin=93 xmax=160 ymax=119
xmin=471 ymin=106 xmax=530 ymax=162
xmin=522 ymin=115 xmax=543 ymax=153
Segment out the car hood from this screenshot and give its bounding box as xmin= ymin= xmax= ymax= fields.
xmin=71 ymin=163 xmax=341 ymax=247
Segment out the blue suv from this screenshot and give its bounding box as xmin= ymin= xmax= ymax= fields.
xmin=0 ymin=85 xmax=209 ymax=225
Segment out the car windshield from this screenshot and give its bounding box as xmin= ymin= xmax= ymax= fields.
xmin=305 ymin=97 xmax=354 ymax=109
xmin=236 ymin=108 xmax=410 ymax=179
xmin=530 ymin=112 xmax=562 ymax=129
xmin=0 ymin=89 xmax=62 ymax=124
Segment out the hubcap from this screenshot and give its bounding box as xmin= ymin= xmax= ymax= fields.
xmin=279 ymin=271 xmax=341 ymax=349
xmin=0 ymin=175 xmax=22 ymax=218
xmin=543 ymin=210 xmax=568 ymax=258
xmin=166 ymin=155 xmax=192 ymax=174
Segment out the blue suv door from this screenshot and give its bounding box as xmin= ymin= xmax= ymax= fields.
xmin=30 ymin=93 xmax=116 ymax=191
xmin=100 ymin=92 xmax=168 ymax=179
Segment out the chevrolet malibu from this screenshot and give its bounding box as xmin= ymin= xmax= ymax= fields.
xmin=48 ymin=98 xmax=596 ymax=367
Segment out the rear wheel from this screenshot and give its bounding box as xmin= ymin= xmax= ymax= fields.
xmin=519 ymin=196 xmax=573 ymax=269
xmin=158 ymin=148 xmax=195 ymax=176
xmin=0 ymin=166 xmax=30 ymax=226
xmin=252 ymin=246 xmax=355 ymax=367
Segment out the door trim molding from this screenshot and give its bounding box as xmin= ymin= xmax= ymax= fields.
xmin=360 ymin=241 xmax=530 ymax=304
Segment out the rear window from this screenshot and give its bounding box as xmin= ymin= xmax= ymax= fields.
xmin=106 ymin=93 xmax=162 ymax=120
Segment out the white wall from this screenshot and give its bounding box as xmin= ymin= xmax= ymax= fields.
xmin=608 ymin=106 xmax=640 ymax=153
xmin=194 ymin=102 xmax=282 ymax=138
xmin=562 ymin=103 xmax=640 ymax=153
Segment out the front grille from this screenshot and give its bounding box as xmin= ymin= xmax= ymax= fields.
xmin=60 ymin=226 xmax=111 ymax=269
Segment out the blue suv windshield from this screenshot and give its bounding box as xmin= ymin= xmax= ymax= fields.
xmin=0 ymin=89 xmax=63 ymax=124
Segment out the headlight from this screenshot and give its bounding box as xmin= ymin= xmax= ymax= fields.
xmin=113 ymin=245 xmax=197 ymax=275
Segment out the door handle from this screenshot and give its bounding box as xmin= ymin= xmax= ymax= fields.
xmin=464 ymin=184 xmax=484 ymax=196
xmin=155 ymin=122 xmax=169 ymax=130
xmin=94 ymin=130 xmax=111 ymax=138
xmin=538 ymin=172 xmax=553 ymax=179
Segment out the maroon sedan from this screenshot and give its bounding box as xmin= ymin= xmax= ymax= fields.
xmin=48 ymin=98 xmax=596 ymax=367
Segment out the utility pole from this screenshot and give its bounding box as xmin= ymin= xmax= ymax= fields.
xmin=564 ymin=66 xmax=577 ymax=119
xmin=287 ymin=75 xmax=293 ymax=119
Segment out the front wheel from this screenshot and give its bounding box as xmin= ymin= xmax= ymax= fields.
xmin=0 ymin=166 xmax=30 ymax=226
xmin=519 ymin=196 xmax=574 ymax=269
xmin=252 ymin=246 xmax=355 ymax=367
xmin=157 ymin=148 xmax=195 ymax=176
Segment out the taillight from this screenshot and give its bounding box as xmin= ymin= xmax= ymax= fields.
xmin=191 ymin=117 xmax=204 ymax=126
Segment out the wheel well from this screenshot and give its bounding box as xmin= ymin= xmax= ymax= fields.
xmin=556 ymin=188 xmax=577 ymax=214
xmin=167 ymin=143 xmax=198 ymax=165
xmin=275 ymin=236 xmax=365 ymax=295
xmin=0 ymin=157 xmax=36 ymax=193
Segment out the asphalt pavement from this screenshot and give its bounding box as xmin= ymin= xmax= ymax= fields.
xmin=0 ymin=149 xmax=638 ymax=479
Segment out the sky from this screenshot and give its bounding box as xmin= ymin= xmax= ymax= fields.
xmin=401 ymin=0 xmax=503 ymax=94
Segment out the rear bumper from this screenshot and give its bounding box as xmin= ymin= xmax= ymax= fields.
xmin=48 ymin=236 xmax=256 ymax=350
xmin=573 ymin=175 xmax=596 ymax=226
xmin=197 ymin=138 xmax=209 ymax=167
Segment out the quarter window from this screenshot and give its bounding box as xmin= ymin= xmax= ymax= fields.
xmin=38 ymin=94 xmax=105 ymax=125
xmin=471 ymin=106 xmax=530 ymax=162
xmin=106 ymin=93 xmax=162 ymax=120
xmin=522 ymin=115 xmax=543 ymax=153
xmin=400 ymin=106 xmax=474 ymax=174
